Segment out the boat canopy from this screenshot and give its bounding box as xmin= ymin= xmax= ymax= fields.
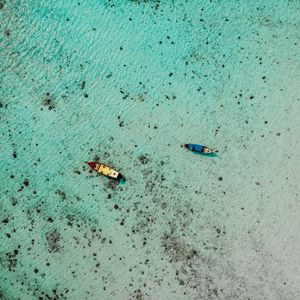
xmin=188 ymin=144 xmax=203 ymax=153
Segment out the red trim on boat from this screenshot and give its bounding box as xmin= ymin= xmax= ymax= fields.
xmin=86 ymin=161 xmax=96 ymax=169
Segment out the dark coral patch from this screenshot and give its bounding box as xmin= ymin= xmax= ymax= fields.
xmin=55 ymin=190 xmax=66 ymax=200
xmin=138 ymin=154 xmax=150 ymax=165
xmin=42 ymin=94 xmax=56 ymax=110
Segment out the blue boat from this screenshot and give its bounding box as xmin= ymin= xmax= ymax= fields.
xmin=182 ymin=143 xmax=218 ymax=154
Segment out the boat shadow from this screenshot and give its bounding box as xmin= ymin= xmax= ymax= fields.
xmin=119 ymin=178 xmax=126 ymax=184
xmin=192 ymin=152 xmax=218 ymax=158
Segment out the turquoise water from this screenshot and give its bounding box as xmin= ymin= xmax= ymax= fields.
xmin=1 ymin=1 xmax=300 ymax=299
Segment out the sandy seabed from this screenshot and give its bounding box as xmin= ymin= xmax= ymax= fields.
xmin=1 ymin=1 xmax=300 ymax=299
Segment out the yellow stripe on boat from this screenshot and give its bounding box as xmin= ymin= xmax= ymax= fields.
xmin=97 ymin=164 xmax=119 ymax=178
xmin=98 ymin=164 xmax=113 ymax=175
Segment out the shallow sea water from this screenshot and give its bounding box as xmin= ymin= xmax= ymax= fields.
xmin=1 ymin=1 xmax=300 ymax=299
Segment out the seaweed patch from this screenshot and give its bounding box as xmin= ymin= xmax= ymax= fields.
xmin=46 ymin=230 xmax=63 ymax=253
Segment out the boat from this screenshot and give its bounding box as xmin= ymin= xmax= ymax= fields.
xmin=181 ymin=143 xmax=218 ymax=154
xmin=86 ymin=161 xmax=125 ymax=180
